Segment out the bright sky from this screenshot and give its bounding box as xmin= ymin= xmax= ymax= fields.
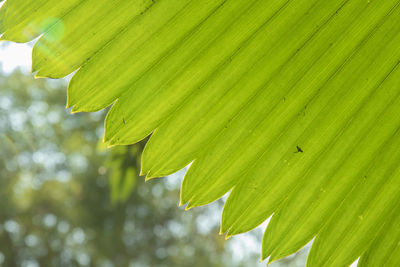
xmin=0 ymin=41 xmax=33 ymax=73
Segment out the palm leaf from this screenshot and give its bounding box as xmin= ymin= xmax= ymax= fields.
xmin=2 ymin=0 xmax=400 ymax=265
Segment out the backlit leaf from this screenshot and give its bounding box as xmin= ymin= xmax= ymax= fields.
xmin=2 ymin=0 xmax=400 ymax=265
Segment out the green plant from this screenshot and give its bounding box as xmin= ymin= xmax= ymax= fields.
xmin=1 ymin=70 xmax=265 ymax=267
xmin=2 ymin=1 xmax=400 ymax=265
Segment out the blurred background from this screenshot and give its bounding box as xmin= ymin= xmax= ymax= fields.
xmin=0 ymin=42 xmax=308 ymax=267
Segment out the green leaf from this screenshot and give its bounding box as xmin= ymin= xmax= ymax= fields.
xmin=2 ymin=0 xmax=400 ymax=265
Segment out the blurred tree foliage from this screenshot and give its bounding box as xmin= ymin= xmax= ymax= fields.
xmin=0 ymin=70 xmax=306 ymax=267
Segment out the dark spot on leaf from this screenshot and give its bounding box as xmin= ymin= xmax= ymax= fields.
xmin=295 ymin=146 xmax=303 ymax=153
